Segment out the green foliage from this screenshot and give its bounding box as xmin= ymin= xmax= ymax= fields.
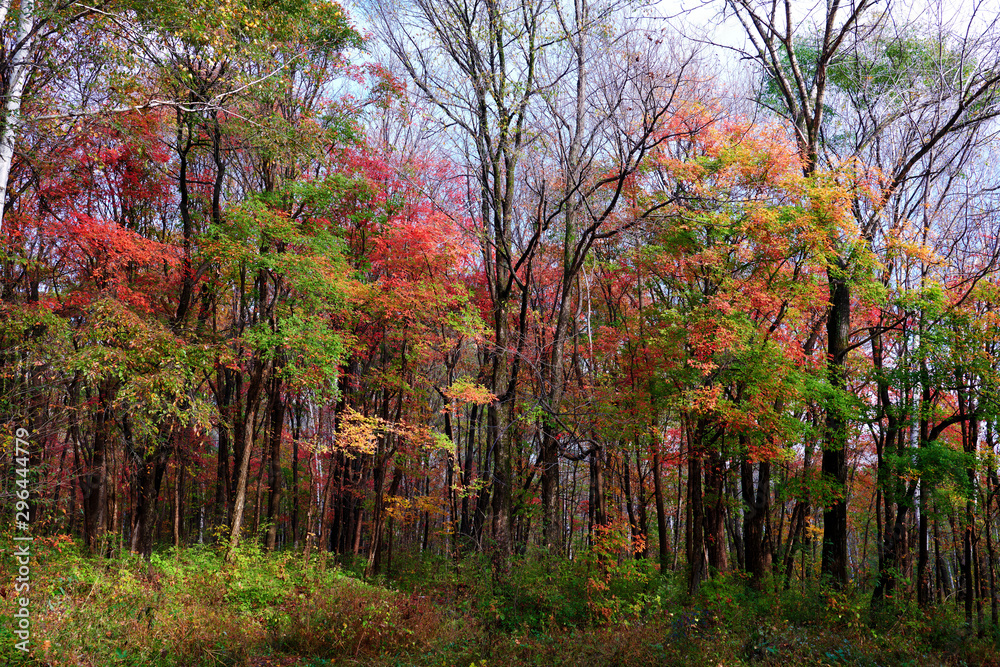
xmin=758 ymin=28 xmax=971 ymax=150
xmin=5 ymin=544 xmax=1000 ymax=666
xmin=130 ymin=0 xmax=360 ymax=57
xmin=391 ymin=537 xmax=664 ymax=633
xmin=206 ymin=183 xmax=354 ymax=398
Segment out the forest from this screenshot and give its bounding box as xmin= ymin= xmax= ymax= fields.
xmin=3 ymin=0 xmax=1000 ymax=665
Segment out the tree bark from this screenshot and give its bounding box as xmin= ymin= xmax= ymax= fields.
xmin=265 ymin=372 xmax=286 ymax=550
xmin=225 ymin=359 xmax=268 ymax=561
xmin=705 ymin=448 xmax=727 ymax=575
xmin=652 ymin=443 xmax=669 ymax=570
xmin=0 ymin=0 xmax=35 ymax=231
xmin=742 ymin=455 xmax=771 ymax=589
xmin=821 ymin=265 xmax=850 ymax=587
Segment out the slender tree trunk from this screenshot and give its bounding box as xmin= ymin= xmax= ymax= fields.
xmin=252 ymin=440 xmax=266 ymax=535
xmin=688 ymin=451 xmax=705 ymax=594
xmin=635 ymin=448 xmax=649 ymax=559
xmin=460 ymin=403 xmax=477 ymax=538
xmin=623 ymin=449 xmax=638 ymax=553
xmin=917 ymin=485 xmax=931 ymax=607
xmin=987 ymin=466 xmax=999 ymax=628
xmin=83 ymin=387 xmax=109 ymax=553
xmin=917 ymin=363 xmax=932 ymax=606
xmin=688 ymin=419 xmax=706 ymax=594
xmin=742 ymin=453 xmax=771 ymax=589
xmin=975 ymin=528 xmax=985 ymax=637
xmin=540 ymin=424 xmax=562 ymax=550
xmin=173 ymin=450 xmax=185 ymax=548
xmin=652 ymin=444 xmax=669 ymax=570
xmin=266 ymin=374 xmax=286 ymax=550
xmin=422 ymin=474 xmax=431 ymax=552
xmin=674 ymin=441 xmax=683 ymax=570
xmin=302 ymin=457 xmax=316 ymax=562
xmin=704 ymin=448 xmax=727 ymax=575
xmin=318 ymin=451 xmax=339 ymax=554
xmin=367 ymin=466 xmax=403 ymax=577
xmin=225 ymin=360 xmax=267 ymax=561
xmin=821 ymin=265 xmax=850 ymax=588
xmin=291 ymin=401 xmax=302 ymax=547
xmin=965 ymin=503 xmax=975 ymax=625
xmin=781 ymin=502 xmax=804 ymax=588
xmin=0 ymin=0 xmax=35 ymax=231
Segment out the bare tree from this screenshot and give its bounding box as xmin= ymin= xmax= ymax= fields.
xmin=368 ymin=0 xmax=707 ymax=563
xmin=367 ymin=0 xmax=557 ymax=561
xmin=528 ymin=16 xmax=704 ymax=550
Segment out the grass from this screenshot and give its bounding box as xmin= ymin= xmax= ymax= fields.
xmin=2 ymin=535 xmax=999 ymax=666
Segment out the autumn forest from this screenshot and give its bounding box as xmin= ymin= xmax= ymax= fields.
xmin=4 ymin=0 xmax=1000 ymax=664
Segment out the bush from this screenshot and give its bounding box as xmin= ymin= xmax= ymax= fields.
xmin=7 ymin=540 xmax=1000 ymax=667
xmin=268 ymin=578 xmax=447 ymax=658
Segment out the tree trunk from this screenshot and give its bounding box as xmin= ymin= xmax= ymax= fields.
xmin=821 ymin=266 xmax=850 ymax=588
xmin=83 ymin=387 xmax=110 ymax=553
xmin=742 ymin=455 xmax=771 ymax=589
xmin=265 ymin=374 xmax=286 ymax=550
xmin=291 ymin=401 xmax=302 ymax=547
xmin=130 ymin=453 xmax=168 ymax=558
xmin=0 ymin=0 xmax=35 ymax=231
xmin=687 ymin=420 xmax=706 ymax=594
xmin=704 ymin=448 xmax=727 ymax=575
xmin=652 ymin=444 xmax=669 ymax=570
xmin=635 ymin=448 xmax=650 ymax=559
xmin=214 ymin=368 xmax=237 ymax=531
xmin=225 ymin=359 xmax=268 ymax=561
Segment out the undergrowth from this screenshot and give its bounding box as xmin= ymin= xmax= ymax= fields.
xmin=2 ymin=535 xmax=999 ymax=666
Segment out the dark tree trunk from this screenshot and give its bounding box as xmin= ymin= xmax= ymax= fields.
xmin=291 ymin=401 xmax=302 ymax=547
xmin=652 ymin=444 xmax=669 ymax=570
xmin=742 ymin=455 xmax=771 ymax=589
xmin=540 ymin=425 xmax=561 ymax=550
xmin=460 ymin=403 xmax=478 ymax=539
xmin=635 ymin=448 xmax=650 ymax=559
xmin=265 ymin=373 xmax=286 ymax=550
xmin=623 ymin=448 xmax=639 ymax=554
xmin=82 ymin=386 xmax=110 ymax=553
xmin=821 ymin=266 xmax=850 ymax=588
xmin=687 ymin=420 xmax=706 ymax=594
xmin=129 ymin=449 xmax=169 ymax=558
xmin=214 ymin=367 xmax=237 ymax=530
xmin=225 ymin=357 xmax=268 ymax=561
xmin=367 ymin=466 xmax=403 ymax=577
xmin=704 ymin=448 xmax=727 ymax=575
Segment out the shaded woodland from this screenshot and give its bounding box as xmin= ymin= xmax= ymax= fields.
xmin=5 ymin=0 xmax=1000 ymax=656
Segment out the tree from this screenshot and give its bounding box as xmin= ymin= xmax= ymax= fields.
xmin=720 ymin=0 xmax=1000 ymax=588
xmin=369 ymin=0 xmax=707 ymax=565
xmin=628 ymin=116 xmax=854 ymax=591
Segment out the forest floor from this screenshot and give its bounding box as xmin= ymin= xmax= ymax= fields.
xmin=2 ymin=536 xmax=999 ymax=666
